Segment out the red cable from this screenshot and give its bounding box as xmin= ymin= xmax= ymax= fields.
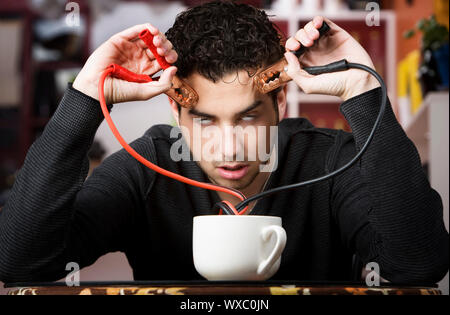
xmin=107 ymin=64 xmax=153 ymax=83
xmin=97 ymin=30 xmax=248 ymax=214
xmin=139 ymin=29 xmax=171 ymax=70
xmin=222 ymin=200 xmax=240 ymax=215
xmin=98 ymin=67 xmax=248 ymax=214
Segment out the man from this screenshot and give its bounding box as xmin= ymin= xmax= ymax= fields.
xmin=0 ymin=1 xmax=448 ymax=283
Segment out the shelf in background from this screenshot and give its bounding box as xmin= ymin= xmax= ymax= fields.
xmin=0 ymin=0 xmax=91 ymax=167
xmin=404 ymin=92 xmax=449 ymax=164
xmin=267 ymin=9 xmax=395 ymax=21
xmin=404 ymin=92 xmax=449 ymax=295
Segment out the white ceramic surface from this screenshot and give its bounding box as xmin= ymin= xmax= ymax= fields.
xmin=193 ymin=215 xmax=287 ymax=281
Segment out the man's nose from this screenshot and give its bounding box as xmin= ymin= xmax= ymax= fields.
xmin=221 ymin=125 xmax=241 ymax=162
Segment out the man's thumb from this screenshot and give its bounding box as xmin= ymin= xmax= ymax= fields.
xmin=284 ymin=52 xmax=314 ymax=91
xmin=159 ymin=66 xmax=178 ymax=87
xmin=140 ymin=66 xmax=177 ymax=99
xmin=284 ymin=52 xmax=303 ymax=80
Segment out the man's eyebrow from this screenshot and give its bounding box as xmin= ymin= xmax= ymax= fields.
xmin=188 ymin=100 xmax=263 ymax=118
xmin=188 ymin=108 xmax=216 ymax=118
xmin=237 ymin=100 xmax=263 ymax=116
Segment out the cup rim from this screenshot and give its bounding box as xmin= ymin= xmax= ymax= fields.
xmin=193 ymin=215 xmax=282 ymax=220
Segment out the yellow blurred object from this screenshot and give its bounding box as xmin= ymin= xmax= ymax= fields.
xmin=398 ymin=50 xmax=424 ymax=115
xmin=434 ymin=0 xmax=449 ymax=29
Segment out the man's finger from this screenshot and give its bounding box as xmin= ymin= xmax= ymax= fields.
xmin=285 ymin=37 xmax=301 ymax=51
xmin=313 ymin=16 xmax=324 ymax=29
xmin=153 ymin=33 xmax=168 ymax=47
xmin=144 ymin=49 xmax=156 ymax=61
xmin=304 ymin=22 xmax=320 ymax=41
xmin=284 ymin=51 xmax=315 ymax=90
xmin=139 ymin=66 xmax=178 ymax=99
xmin=158 ymin=66 xmax=178 ymax=86
xmin=318 ymin=17 xmax=342 ymax=36
xmin=284 ymin=51 xmax=302 ymax=78
xmin=153 ymin=34 xmax=173 ymax=56
xmin=133 ymin=39 xmax=157 ymax=57
xmin=165 ymin=50 xmax=178 ymax=64
xmin=295 ymin=29 xmax=313 ymax=47
xmin=163 ymin=40 xmax=173 ymax=52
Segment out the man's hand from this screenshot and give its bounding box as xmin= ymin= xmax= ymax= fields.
xmin=73 ymin=23 xmax=178 ymax=104
xmin=285 ymin=16 xmax=380 ymax=101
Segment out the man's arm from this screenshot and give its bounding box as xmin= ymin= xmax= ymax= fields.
xmin=284 ymin=16 xmax=448 ymax=282
xmin=331 ymin=87 xmax=449 ymax=284
xmin=0 ymin=87 xmax=114 ymax=281
xmin=0 ymin=86 xmax=153 ymax=282
xmin=0 ymin=23 xmax=178 ymax=283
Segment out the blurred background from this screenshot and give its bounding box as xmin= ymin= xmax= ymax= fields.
xmin=0 ymin=0 xmax=448 ymax=294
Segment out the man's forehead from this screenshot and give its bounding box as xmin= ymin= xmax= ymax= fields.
xmin=188 ymin=99 xmax=264 ymax=118
xmin=185 ymin=70 xmax=255 ymax=87
xmin=183 ymin=71 xmax=268 ymax=111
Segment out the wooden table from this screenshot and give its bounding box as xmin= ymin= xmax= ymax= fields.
xmin=6 ymin=281 xmax=441 ymax=295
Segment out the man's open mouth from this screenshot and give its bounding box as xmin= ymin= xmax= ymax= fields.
xmin=217 ymin=164 xmax=250 ymax=180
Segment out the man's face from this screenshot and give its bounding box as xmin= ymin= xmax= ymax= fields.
xmin=170 ymin=71 xmax=286 ymax=192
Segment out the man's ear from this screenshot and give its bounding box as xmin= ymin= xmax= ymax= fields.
xmin=277 ymin=85 xmax=288 ymax=122
xmin=168 ymin=96 xmax=180 ymax=126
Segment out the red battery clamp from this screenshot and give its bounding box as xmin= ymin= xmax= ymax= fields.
xmin=106 ymin=29 xmax=198 ymax=108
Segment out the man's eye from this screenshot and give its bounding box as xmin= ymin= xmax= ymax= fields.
xmin=197 ymin=118 xmax=214 ymax=125
xmin=241 ymin=115 xmax=257 ymax=122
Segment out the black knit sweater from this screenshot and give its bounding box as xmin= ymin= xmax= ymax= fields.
xmin=0 ymin=86 xmax=448 ymax=284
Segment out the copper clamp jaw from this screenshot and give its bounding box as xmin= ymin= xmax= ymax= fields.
xmin=253 ymin=58 xmax=292 ymax=94
xmin=254 ymin=21 xmax=331 ymax=95
xmin=166 ymin=76 xmax=199 ymax=109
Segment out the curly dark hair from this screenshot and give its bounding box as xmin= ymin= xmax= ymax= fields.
xmin=165 ymin=0 xmax=285 ymax=82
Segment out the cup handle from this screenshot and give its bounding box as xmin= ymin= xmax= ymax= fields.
xmin=257 ymin=225 xmax=287 ymax=276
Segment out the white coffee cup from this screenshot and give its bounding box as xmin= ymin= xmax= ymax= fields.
xmin=193 ymin=215 xmax=287 ymax=281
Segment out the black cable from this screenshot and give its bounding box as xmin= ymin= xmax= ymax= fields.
xmin=213 ymin=201 xmax=235 ymax=215
xmin=234 ymin=61 xmax=387 ymax=212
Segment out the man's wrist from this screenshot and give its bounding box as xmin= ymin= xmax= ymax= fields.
xmin=72 ymin=75 xmax=99 ymax=101
xmin=341 ymin=72 xmax=381 ymax=102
